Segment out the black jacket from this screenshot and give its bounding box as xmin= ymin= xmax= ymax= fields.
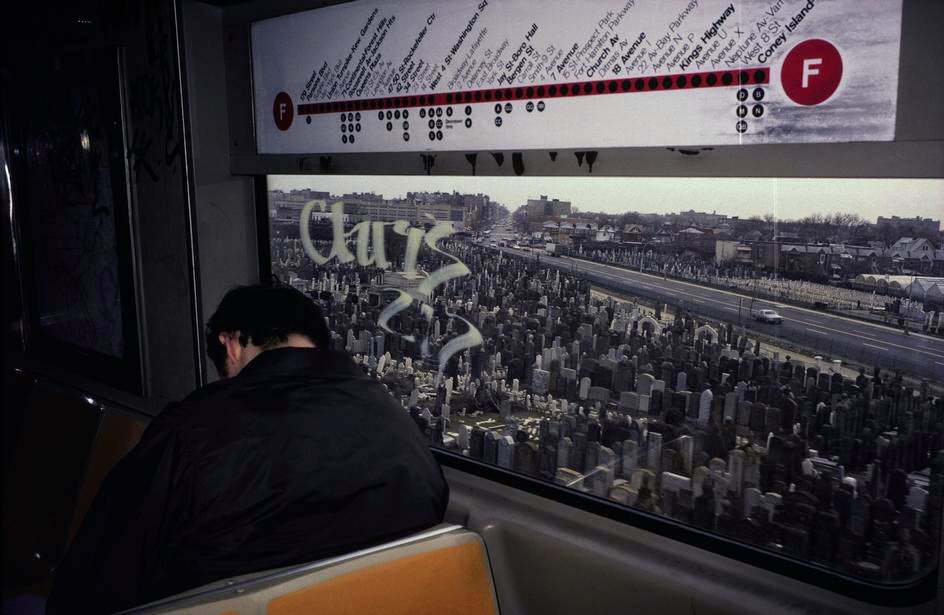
xmin=47 ymin=348 xmax=448 ymax=614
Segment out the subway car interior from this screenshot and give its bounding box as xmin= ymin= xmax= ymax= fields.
xmin=2 ymin=0 xmax=944 ymax=613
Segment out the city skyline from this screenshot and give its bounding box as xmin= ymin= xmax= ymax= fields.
xmin=268 ymin=175 xmax=944 ymax=223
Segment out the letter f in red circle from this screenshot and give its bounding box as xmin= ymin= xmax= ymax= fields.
xmin=781 ymin=39 xmax=842 ymax=106
xmin=273 ymin=92 xmax=294 ymax=130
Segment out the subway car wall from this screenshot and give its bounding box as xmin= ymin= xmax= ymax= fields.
xmin=2 ymin=0 xmax=944 ymax=614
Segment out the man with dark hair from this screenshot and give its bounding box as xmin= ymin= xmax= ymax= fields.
xmin=47 ymin=285 xmax=448 ymax=614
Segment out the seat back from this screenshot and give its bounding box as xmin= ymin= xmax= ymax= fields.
xmin=1 ymin=380 xmax=103 ymax=588
xmin=67 ymin=410 xmax=148 ymax=543
xmin=127 ymin=525 xmax=499 ymax=615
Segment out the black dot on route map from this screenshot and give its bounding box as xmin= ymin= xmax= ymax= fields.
xmin=495 ymin=103 xmax=502 ymax=114
xmin=349 ymin=135 xmax=355 ymax=144
xmin=342 ymin=134 xmax=348 ymax=143
xmin=341 ymin=113 xmax=347 ymax=122
xmin=537 ymin=86 xmax=545 ymax=97
xmin=428 ymin=119 xmax=435 ymax=129
xmin=752 ymin=104 xmax=764 ymax=118
xmin=707 ymin=73 xmax=718 ymax=86
xmin=386 ymin=122 xmax=392 ymax=131
xmin=428 ymin=107 xmax=435 ymax=117
xmin=386 ymin=110 xmax=392 ymax=120
xmin=465 ymin=118 xmax=472 ymax=128
xmin=474 ymin=91 xmax=482 ymax=102
xmin=428 ymin=130 xmax=436 ymax=140
xmin=419 ymin=108 xmax=426 ymax=118
xmin=596 ymin=82 xmax=605 ymax=94
xmin=753 ymin=87 xmax=765 ymax=101
xmin=306 ymin=116 xmax=311 ymax=124
xmin=494 ymin=116 xmax=503 ymax=127
xmin=402 ymin=121 xmax=409 ymax=130
xmin=402 ymin=109 xmax=409 ymax=118
xmin=355 ymin=123 xmax=361 ymax=132
xmin=378 ymin=111 xmax=384 ymax=120
xmin=737 ymin=88 xmax=749 ymax=102
xmin=446 ymin=107 xmax=453 ymax=116
xmin=691 ymin=74 xmax=702 ymax=87
xmin=537 ymin=101 xmax=545 ymax=112
xmin=394 ymin=110 xmax=400 ymax=119
xmin=436 ymin=130 xmax=443 ymax=140
xmin=348 ymin=123 xmax=354 ymax=132
xmin=676 ymin=76 xmax=687 ymax=88
xmin=436 ymin=107 xmax=443 ymax=117
xmin=648 ymin=77 xmax=659 ymax=89
xmin=608 ymin=81 xmax=617 ymax=93
xmin=722 ymin=72 xmax=733 ymax=85
xmin=736 ymin=105 xmax=748 ymax=118
xmin=341 ymin=124 xmax=347 ymax=133
xmin=465 ymin=105 xmax=472 ymax=115
xmin=355 ymin=112 xmax=361 ymax=121
xmin=736 ymin=120 xmax=748 ymax=134
xmin=436 ymin=119 xmax=443 ymax=129
xmin=504 ymin=102 xmax=512 ymax=113
xmin=549 ymin=85 xmax=558 ymax=96
xmin=526 ymin=101 xmax=534 ymax=112
xmin=403 ymin=132 xmax=410 ymax=141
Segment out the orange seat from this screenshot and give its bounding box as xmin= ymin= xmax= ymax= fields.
xmin=123 ymin=525 xmax=499 ymax=615
xmin=268 ymin=540 xmax=494 ymax=615
xmin=67 ymin=411 xmax=148 ymax=543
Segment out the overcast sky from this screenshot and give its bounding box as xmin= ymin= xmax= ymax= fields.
xmin=269 ymin=175 xmax=943 ymax=222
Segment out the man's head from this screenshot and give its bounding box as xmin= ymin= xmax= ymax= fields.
xmin=206 ymin=285 xmax=330 ymax=378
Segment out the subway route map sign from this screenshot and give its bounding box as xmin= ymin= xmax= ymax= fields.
xmin=251 ymin=0 xmax=903 ymax=154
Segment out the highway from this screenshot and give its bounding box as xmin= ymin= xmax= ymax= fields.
xmin=483 ymin=224 xmax=944 ymax=383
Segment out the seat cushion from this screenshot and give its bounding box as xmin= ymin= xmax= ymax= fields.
xmin=267 ymin=540 xmax=496 ymax=615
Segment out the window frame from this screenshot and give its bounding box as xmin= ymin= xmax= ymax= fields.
xmin=254 ymin=173 xmax=939 ymax=607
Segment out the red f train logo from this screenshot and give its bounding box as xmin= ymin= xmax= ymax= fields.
xmin=781 ymin=39 xmax=843 ymax=106
xmin=273 ymin=92 xmax=294 ymax=130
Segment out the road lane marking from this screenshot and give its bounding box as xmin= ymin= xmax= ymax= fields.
xmin=783 ymin=315 xmax=944 ymax=359
xmin=862 ymin=343 xmax=889 ymax=351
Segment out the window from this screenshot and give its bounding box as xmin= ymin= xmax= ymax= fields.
xmin=266 ymin=174 xmax=944 ymax=588
xmin=7 ymin=47 xmax=141 ymax=392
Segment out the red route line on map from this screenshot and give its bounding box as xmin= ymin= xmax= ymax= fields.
xmin=297 ymin=67 xmax=770 ymax=115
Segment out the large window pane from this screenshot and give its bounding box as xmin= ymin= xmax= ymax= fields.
xmin=268 ymin=175 xmax=943 ymax=584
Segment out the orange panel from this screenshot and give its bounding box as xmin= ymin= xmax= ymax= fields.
xmin=68 ymin=412 xmax=147 ymax=542
xmin=267 ymin=542 xmax=496 ymax=615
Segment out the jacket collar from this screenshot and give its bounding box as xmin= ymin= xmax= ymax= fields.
xmin=236 ymin=347 xmax=367 ymax=382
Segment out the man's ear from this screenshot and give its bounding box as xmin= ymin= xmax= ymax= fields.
xmin=220 ymin=331 xmax=243 ymax=367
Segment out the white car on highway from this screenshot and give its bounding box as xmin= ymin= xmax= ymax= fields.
xmin=752 ymin=309 xmax=784 ymax=324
